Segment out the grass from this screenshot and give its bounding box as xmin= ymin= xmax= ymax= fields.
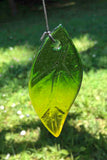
xmin=0 ymin=0 xmax=107 ymax=159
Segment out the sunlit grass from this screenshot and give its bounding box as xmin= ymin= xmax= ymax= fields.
xmin=0 ymin=45 xmax=37 ymax=63
xmin=0 ymin=0 xmax=107 ymax=159
xmin=73 ymin=34 xmax=97 ymax=53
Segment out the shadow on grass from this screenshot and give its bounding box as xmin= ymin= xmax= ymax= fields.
xmin=0 ymin=61 xmax=32 ymax=89
xmin=0 ymin=113 xmax=107 ymax=159
xmin=0 ymin=0 xmax=107 ymax=48
xmin=80 ymin=43 xmax=107 ymax=72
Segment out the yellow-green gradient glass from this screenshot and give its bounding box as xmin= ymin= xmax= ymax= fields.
xmin=29 ymin=24 xmax=83 ymax=137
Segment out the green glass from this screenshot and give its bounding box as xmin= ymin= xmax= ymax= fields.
xmin=29 ymin=24 xmax=83 ymax=137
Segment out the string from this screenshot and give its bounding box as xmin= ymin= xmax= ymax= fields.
xmin=41 ymin=0 xmax=55 ymax=42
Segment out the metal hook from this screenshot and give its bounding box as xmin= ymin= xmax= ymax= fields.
xmin=41 ymin=31 xmax=55 ymax=42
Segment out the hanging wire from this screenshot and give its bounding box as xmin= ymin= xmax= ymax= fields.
xmin=41 ymin=0 xmax=55 ymax=42
xmin=42 ymin=0 xmax=49 ymax=32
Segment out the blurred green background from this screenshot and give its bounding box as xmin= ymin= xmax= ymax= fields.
xmin=0 ymin=0 xmax=107 ymax=159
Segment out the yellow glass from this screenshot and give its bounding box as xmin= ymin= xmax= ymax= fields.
xmin=29 ymin=24 xmax=83 ymax=137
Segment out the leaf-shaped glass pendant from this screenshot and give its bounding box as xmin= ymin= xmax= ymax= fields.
xmin=29 ymin=24 xmax=83 ymax=137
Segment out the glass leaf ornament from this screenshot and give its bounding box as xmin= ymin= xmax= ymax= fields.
xmin=29 ymin=24 xmax=83 ymax=137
